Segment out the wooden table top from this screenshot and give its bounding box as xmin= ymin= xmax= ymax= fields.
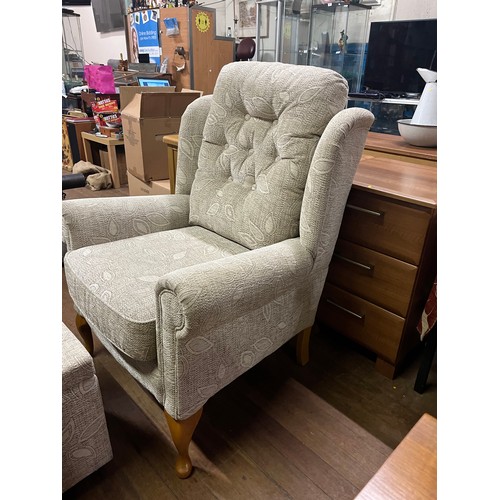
xmin=365 ymin=132 xmax=437 ymax=162
xmin=355 ymin=155 xmax=437 ymax=208
xmin=162 ymin=134 xmax=179 ymax=146
xmin=356 ymin=413 xmax=437 ymax=500
xmin=81 ymin=131 xmax=124 ymax=146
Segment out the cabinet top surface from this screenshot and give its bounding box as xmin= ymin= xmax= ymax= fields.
xmin=355 ymin=155 xmax=437 ymax=208
xmin=365 ymin=132 xmax=437 ymax=161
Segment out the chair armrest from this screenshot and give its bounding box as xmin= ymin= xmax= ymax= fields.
xmin=155 ymin=238 xmax=313 ymax=333
xmin=62 ymin=194 xmax=190 ymax=251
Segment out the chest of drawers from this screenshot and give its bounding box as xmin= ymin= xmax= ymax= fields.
xmin=316 ymin=134 xmax=437 ymax=378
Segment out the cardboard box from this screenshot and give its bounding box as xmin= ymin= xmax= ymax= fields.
xmin=121 ymin=92 xmax=200 ymax=182
xmin=119 ymin=85 xmax=176 ymax=111
xmin=81 ymin=91 xmax=120 ymax=116
xmin=127 ymin=171 xmax=171 ymax=196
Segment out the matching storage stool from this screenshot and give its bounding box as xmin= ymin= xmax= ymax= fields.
xmin=62 ymin=323 xmax=112 ymax=492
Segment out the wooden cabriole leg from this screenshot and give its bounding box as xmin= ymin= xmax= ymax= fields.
xmin=75 ymin=314 xmax=94 ymax=356
xmin=295 ymin=326 xmax=312 ymax=366
xmin=164 ymin=407 xmax=203 ymax=479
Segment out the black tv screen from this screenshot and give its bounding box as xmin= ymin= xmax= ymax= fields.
xmin=362 ymin=19 xmax=437 ymax=96
xmin=91 ymin=0 xmax=126 ymax=33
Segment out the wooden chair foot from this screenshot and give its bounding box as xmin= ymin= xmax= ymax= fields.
xmin=164 ymin=407 xmax=203 ymax=479
xmin=295 ymin=326 xmax=312 ymax=366
xmin=75 ymin=314 xmax=94 ymax=356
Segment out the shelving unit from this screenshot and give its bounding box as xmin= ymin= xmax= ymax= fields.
xmin=257 ymin=0 xmax=374 ymax=89
xmin=348 ymin=98 xmax=420 ymax=135
xmin=62 ymin=10 xmax=85 ymax=81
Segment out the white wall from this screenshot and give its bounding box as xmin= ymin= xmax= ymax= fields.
xmin=392 ymin=0 xmax=436 ymax=20
xmin=70 ymin=6 xmax=128 ymax=65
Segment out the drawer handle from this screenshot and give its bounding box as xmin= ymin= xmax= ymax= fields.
xmin=333 ymin=253 xmax=374 ymax=272
xmin=326 ymin=299 xmax=365 ymax=320
xmin=346 ymin=203 xmax=384 ymax=218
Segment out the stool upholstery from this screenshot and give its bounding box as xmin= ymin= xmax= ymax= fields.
xmin=62 ymin=323 xmax=112 ymax=492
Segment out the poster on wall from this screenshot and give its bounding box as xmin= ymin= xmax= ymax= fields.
xmin=128 ymin=9 xmax=160 ymax=66
xmin=237 ymin=0 xmax=268 ymax=38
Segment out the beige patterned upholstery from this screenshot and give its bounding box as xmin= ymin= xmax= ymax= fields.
xmin=189 ymin=62 xmax=348 ymax=249
xmin=62 ymin=61 xmax=373 ymax=476
xmin=62 ymin=323 xmax=112 ymax=492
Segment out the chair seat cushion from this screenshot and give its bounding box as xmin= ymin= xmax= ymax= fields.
xmin=64 ymin=225 xmax=248 ymax=361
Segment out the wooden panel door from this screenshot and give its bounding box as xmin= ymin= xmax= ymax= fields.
xmin=190 ymin=7 xmax=234 ymax=95
xmin=159 ymin=7 xmax=191 ymax=91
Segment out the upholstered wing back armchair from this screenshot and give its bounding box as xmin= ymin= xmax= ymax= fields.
xmin=63 ymin=61 xmax=374 ymax=478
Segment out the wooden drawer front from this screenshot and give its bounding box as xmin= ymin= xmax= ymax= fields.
xmin=317 ymin=284 xmax=404 ymax=363
xmin=339 ymin=190 xmax=431 ymax=265
xmin=328 ymin=239 xmax=417 ymax=317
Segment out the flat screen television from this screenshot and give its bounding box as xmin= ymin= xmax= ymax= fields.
xmin=361 ymin=19 xmax=437 ymax=97
xmin=91 ymin=0 xmax=126 ymax=33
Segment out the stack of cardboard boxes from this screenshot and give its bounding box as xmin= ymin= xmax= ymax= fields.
xmin=120 ymin=87 xmax=201 ymax=195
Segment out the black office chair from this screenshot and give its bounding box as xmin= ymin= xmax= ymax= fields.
xmin=236 ymin=38 xmax=256 ymax=61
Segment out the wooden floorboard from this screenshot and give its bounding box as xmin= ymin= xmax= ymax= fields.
xmin=204 ymin=379 xmax=358 ymax=500
xmin=62 ymin=177 xmax=437 ymax=498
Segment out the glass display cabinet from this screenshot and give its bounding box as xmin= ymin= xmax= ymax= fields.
xmin=62 ymin=10 xmax=85 ymax=82
xmin=255 ymin=0 xmax=372 ymax=92
xmin=305 ymin=1 xmax=371 ymax=91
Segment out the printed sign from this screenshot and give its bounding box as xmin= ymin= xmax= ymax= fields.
xmin=128 ymin=9 xmax=160 ymax=66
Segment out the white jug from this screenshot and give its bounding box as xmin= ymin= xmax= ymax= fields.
xmin=411 ymin=68 xmax=437 ymax=126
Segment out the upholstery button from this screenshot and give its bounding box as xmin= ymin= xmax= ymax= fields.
xmin=245 ymin=114 xmax=250 ymax=120
xmin=228 ymin=176 xmax=233 ymax=182
xmin=273 ymin=120 xmax=278 ymax=126
xmin=224 ymin=144 xmax=229 ymax=149
xmin=249 ymin=148 xmax=254 ymax=154
xmin=251 ymin=184 xmax=256 ymax=190
xmin=275 ymin=156 xmax=280 ymax=162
